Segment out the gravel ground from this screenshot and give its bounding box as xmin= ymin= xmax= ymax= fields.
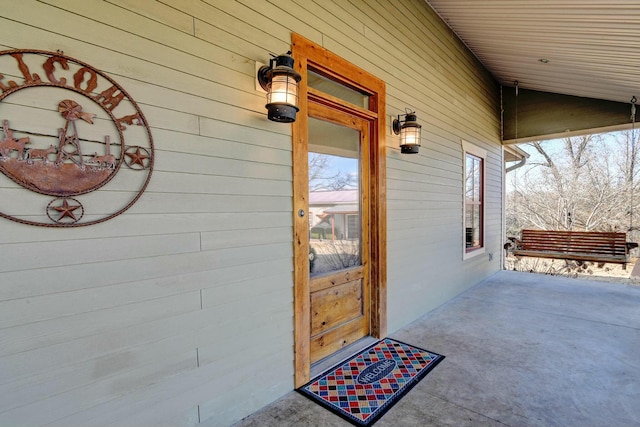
xmin=504 ymin=255 xmax=640 ymax=286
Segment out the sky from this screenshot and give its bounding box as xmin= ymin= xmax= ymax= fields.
xmin=506 ymin=129 xmax=635 ymax=192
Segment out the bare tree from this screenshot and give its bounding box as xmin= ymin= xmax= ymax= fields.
xmin=308 ymin=153 xmax=357 ymax=191
xmin=615 ymin=129 xmax=640 ymax=243
xmin=507 ymin=131 xmax=640 ymax=241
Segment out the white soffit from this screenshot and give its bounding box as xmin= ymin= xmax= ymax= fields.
xmin=425 ymin=0 xmax=640 ymax=103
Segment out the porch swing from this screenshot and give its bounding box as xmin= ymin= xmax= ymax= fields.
xmin=510 ymin=85 xmax=637 ymax=268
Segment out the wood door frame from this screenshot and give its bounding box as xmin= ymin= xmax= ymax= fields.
xmin=291 ymin=33 xmax=387 ymax=387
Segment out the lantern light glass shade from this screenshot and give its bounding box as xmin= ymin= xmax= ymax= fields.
xmin=400 ymin=125 xmax=421 ymax=151
xmin=258 ymin=52 xmax=301 ymax=123
xmin=266 ymin=74 xmax=299 ymax=107
xmin=393 ymin=112 xmax=422 ymax=154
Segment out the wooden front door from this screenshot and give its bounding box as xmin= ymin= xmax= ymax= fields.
xmin=292 ymin=33 xmax=387 ymax=387
xmin=307 ymin=103 xmax=371 ymax=364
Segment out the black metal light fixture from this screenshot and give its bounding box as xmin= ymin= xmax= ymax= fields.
xmin=257 ymin=51 xmax=302 ymax=123
xmin=393 ymin=110 xmax=422 ymax=154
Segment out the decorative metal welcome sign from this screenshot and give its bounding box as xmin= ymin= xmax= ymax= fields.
xmin=0 ymin=49 xmax=153 ymax=227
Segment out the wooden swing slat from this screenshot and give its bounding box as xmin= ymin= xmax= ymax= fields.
xmin=513 ymin=229 xmax=631 ymax=268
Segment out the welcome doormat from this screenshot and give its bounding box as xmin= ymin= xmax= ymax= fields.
xmin=297 ymin=338 xmax=444 ymax=426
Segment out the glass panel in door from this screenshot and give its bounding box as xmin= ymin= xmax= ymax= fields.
xmin=308 ymin=117 xmax=361 ymax=276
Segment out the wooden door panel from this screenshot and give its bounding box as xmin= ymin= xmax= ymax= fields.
xmin=310 ymin=316 xmax=368 ymax=363
xmin=309 ymin=267 xmax=364 ymax=293
xmin=310 ymin=277 xmax=364 ymax=337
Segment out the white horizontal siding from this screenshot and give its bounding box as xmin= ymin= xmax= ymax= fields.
xmin=0 ymin=270 xmax=288 ymax=383
xmin=353 ymin=0 xmax=503 ymax=331
xmin=0 ymin=0 xmax=502 ymax=426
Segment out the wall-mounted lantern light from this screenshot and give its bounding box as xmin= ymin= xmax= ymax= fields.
xmin=257 ymin=51 xmax=301 ymax=123
xmin=393 ymin=110 xmax=422 ymax=154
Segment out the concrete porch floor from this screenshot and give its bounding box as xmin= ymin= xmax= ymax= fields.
xmin=232 ymin=270 xmax=640 ymax=427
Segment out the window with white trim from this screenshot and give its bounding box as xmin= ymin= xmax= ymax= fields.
xmin=346 ymin=214 xmax=360 ymax=240
xmin=462 ymin=141 xmax=486 ymax=258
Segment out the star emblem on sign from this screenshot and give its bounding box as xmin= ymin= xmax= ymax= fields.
xmin=46 ymin=197 xmax=84 ymax=224
xmin=124 ymin=146 xmax=151 ymax=170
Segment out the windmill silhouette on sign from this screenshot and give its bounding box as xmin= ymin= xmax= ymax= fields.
xmin=55 ymin=99 xmax=96 ymax=167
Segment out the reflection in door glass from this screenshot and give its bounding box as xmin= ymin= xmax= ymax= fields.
xmin=308 ymin=117 xmax=360 ymax=277
xmin=307 ymin=69 xmax=369 ymax=109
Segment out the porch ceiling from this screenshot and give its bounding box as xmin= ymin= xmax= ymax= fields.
xmin=426 ymin=0 xmax=640 ymax=104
